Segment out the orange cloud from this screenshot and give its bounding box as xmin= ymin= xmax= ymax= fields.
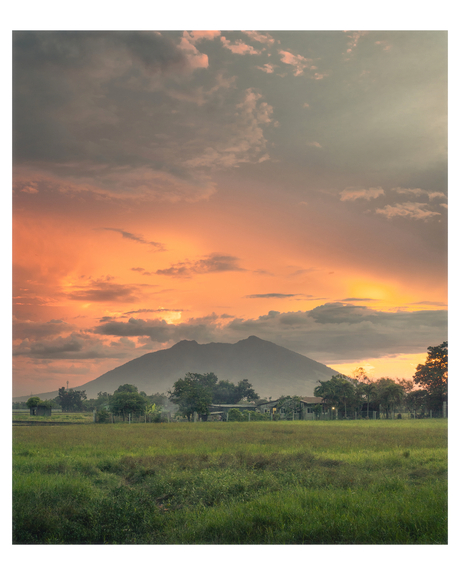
xmin=376 ymin=203 xmax=441 ymax=220
xmin=242 ymin=31 xmax=275 ymax=45
xmin=184 ymin=31 xmax=221 ymax=43
xmin=278 ymin=49 xmax=313 ymax=76
xmin=221 ymin=36 xmax=261 ymax=55
xmin=340 ymin=187 xmax=385 ymax=201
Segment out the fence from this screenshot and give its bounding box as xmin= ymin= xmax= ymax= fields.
xmin=315 ymin=408 xmax=446 ymax=421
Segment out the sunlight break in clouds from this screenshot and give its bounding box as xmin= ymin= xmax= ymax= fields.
xmin=340 ymin=187 xmax=385 ymax=201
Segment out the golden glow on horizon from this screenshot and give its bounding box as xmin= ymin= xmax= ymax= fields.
xmin=330 ymin=352 xmax=428 ymax=380
xmin=348 ymin=280 xmax=394 ymax=304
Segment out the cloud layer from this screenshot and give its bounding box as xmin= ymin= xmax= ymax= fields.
xmin=13 ymin=31 xmax=447 ymax=395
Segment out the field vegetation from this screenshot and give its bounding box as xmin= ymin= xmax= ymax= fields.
xmin=13 ymin=420 xmax=447 ymax=544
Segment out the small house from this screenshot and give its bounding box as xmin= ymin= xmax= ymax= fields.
xmin=30 ymin=404 xmax=52 ymax=416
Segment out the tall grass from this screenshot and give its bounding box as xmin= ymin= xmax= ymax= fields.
xmin=13 ymin=420 xmax=447 ymax=544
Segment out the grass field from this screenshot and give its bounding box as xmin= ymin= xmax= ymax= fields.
xmin=13 ymin=411 xmax=93 ymax=423
xmin=12 ymin=420 xmax=447 ymax=544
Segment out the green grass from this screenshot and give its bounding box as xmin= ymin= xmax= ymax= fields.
xmin=12 ymin=420 xmax=447 ymax=544
xmin=13 ymin=411 xmax=94 ymax=423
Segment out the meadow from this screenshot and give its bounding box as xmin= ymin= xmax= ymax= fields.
xmin=12 ymin=420 xmax=447 ymax=544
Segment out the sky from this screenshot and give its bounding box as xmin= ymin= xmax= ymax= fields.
xmin=12 ymin=29 xmax=448 ymax=397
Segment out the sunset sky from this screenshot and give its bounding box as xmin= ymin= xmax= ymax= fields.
xmin=12 ymin=30 xmax=448 ymax=397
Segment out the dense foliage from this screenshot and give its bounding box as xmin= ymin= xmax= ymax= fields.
xmin=56 ymin=387 xmax=87 ymax=412
xmin=108 ymin=385 xmax=149 ymax=421
xmin=168 ymin=372 xmax=259 ymax=420
xmin=414 ymin=342 xmax=447 ymax=410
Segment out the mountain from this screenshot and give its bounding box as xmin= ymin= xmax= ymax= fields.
xmin=14 ymin=336 xmax=341 ymax=401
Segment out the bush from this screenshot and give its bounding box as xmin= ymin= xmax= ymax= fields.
xmin=97 ymin=408 xmax=111 ymax=423
xmin=227 ymin=409 xmax=246 ymax=422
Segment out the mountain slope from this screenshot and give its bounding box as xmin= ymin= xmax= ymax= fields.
xmin=14 ymin=336 xmax=341 ymax=401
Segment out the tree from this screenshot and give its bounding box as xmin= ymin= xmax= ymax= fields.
xmin=235 ymin=379 xmax=260 ymax=402
xmin=114 ymin=384 xmax=139 ymax=394
xmin=148 ymin=392 xmax=169 ymax=407
xmin=405 ymin=389 xmax=429 ymax=417
xmin=26 ymin=397 xmax=42 ymax=409
xmin=413 ymin=342 xmax=447 ymax=411
xmin=314 ymin=375 xmax=357 ymax=417
xmin=373 ymin=378 xmax=405 ymax=418
xmin=212 ymin=379 xmax=238 ymax=403
xmin=95 ymin=391 xmax=112 ymax=408
xmin=168 ymin=373 xmax=215 ymax=421
xmin=352 ymin=367 xmax=375 ymax=418
xmin=212 ymin=378 xmax=259 ymax=404
xmin=109 ymin=384 xmax=148 ymax=421
xmin=56 ymin=387 xmax=87 ymax=412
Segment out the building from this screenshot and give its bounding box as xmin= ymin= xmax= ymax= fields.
xmin=256 ymin=396 xmax=324 ymax=420
xmin=30 ymin=404 xmax=52 ymax=416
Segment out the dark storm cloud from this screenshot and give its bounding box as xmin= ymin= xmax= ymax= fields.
xmin=224 ymin=303 xmax=447 ymax=361
xmin=308 ymin=303 xmax=377 ymax=324
xmin=101 ymin=228 xmax=165 ymax=250
xmin=87 ymin=301 xmax=447 ymax=363
xmin=13 ymin=31 xmax=189 ymax=164
xmin=156 ymin=254 xmax=244 ymax=278
xmin=19 ymin=301 xmax=446 ymax=365
xmin=13 ymin=31 xmax=188 ymax=73
xmin=94 ymin=317 xmax=215 ymax=343
xmin=66 ymin=280 xmax=139 ymax=302
xmin=13 ymin=319 xmax=75 ymax=341
xmin=13 ymin=332 xmax=131 ymax=360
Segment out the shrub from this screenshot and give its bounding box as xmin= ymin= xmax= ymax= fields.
xmin=227 ymin=408 xmax=246 ymax=422
xmin=97 ymin=408 xmax=111 ymax=423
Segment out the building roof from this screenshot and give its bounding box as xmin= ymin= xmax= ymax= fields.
xmin=210 ymin=404 xmax=257 ymax=409
xmin=299 ymin=397 xmax=323 ymax=404
xmin=256 ymin=396 xmax=323 ymax=406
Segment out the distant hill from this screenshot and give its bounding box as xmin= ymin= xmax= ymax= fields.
xmin=13 ymin=336 xmax=341 ymax=401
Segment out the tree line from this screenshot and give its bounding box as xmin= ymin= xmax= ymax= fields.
xmin=18 ymin=375 xmax=260 ymax=422
xmin=15 ymin=342 xmax=447 ymax=420
xmin=315 ymin=342 xmax=447 ymax=418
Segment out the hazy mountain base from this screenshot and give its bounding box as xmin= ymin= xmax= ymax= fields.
xmin=13 ymin=420 xmax=447 ymax=544
xmin=14 ymin=336 xmax=340 ymax=401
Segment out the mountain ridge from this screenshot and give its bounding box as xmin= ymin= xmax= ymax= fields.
xmin=13 ymin=336 xmax=341 ymax=401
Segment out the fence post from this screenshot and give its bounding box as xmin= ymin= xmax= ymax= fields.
xmin=373 ymin=410 xmax=376 ymax=420
xmin=443 ymin=401 xmax=447 ymax=418
xmin=430 ymin=410 xmax=432 ymax=418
